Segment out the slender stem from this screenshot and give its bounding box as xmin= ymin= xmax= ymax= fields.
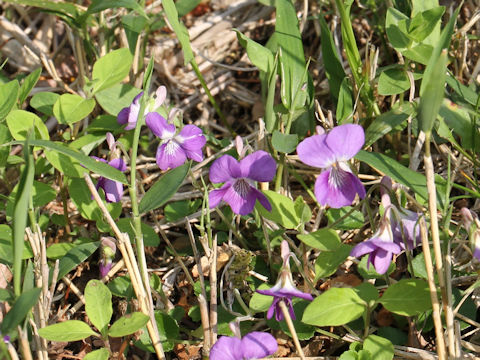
xmin=279 ymin=300 xmax=306 ymax=360
xmin=424 ymin=133 xmax=455 ymax=357
xmin=419 ymin=217 xmax=446 ymax=360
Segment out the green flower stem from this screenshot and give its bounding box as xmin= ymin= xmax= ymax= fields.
xmin=279 ymin=300 xmax=306 ymax=360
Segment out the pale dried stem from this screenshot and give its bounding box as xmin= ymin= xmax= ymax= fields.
xmin=419 ymin=217 xmax=447 ymax=360
xmin=209 ymin=234 xmax=218 ymax=346
xmin=185 ymin=220 xmax=211 ymax=351
xmin=423 ymin=140 xmax=455 ymax=358
xmin=17 ymin=326 xmax=33 ymax=360
xmin=83 ymin=173 xmax=166 ymax=360
xmin=278 ymin=300 xmax=306 ymax=360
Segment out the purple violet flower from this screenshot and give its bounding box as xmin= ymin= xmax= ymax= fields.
xmin=297 ymin=124 xmax=366 ymax=208
xmin=3 ymin=335 xmax=10 ymax=344
xmin=350 ymin=210 xmax=402 ymax=275
xmin=145 ymin=112 xmax=206 ymax=170
xmin=92 ymin=157 xmax=127 ymax=203
xmin=208 ymin=151 xmax=276 ymax=216
xmin=118 ymin=86 xmax=167 ymax=130
xmin=256 ymin=241 xmax=313 ymax=321
xmin=209 ymin=332 xmax=277 ymax=360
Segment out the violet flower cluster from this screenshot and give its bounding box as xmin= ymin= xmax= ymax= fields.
xmin=297 ymin=124 xmax=366 ymax=208
xmin=209 ymin=150 xmax=276 ymax=216
xmin=117 ymin=86 xmax=206 ymax=171
xmin=257 ymin=240 xmax=313 ymax=321
xmin=350 ymin=177 xmax=420 ymax=274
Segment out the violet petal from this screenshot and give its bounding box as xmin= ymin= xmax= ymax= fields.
xmin=221 ymin=181 xmax=257 ymax=215
xmin=209 ymin=336 xmax=242 ymax=360
xmin=239 ymin=150 xmax=276 ymax=182
xmin=324 ymin=124 xmax=364 ymax=162
xmin=372 ymin=248 xmax=393 ymax=275
xmin=146 ymin=112 xmax=174 ymax=138
xmin=209 ymin=155 xmax=242 ymax=183
xmin=177 ymin=125 xmax=206 ymax=150
xmin=297 ymin=133 xmax=334 ymax=168
xmin=314 ymin=167 xmax=364 ymax=208
xmin=241 ymin=332 xmax=277 ymax=359
xmin=209 ymin=183 xmax=231 ymax=208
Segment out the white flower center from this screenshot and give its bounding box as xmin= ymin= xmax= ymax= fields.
xmin=328 ymin=163 xmax=349 ymax=189
xmin=164 ymin=139 xmax=180 ymax=155
xmin=233 ymin=178 xmax=251 ymax=198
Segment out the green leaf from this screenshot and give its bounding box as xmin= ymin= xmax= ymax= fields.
xmin=115 ymin=218 xmax=160 ymax=246
xmin=418 ymin=3 xmax=460 ymax=133
xmin=256 ymin=190 xmax=300 ymax=229
xmin=53 ymin=94 xmax=96 ymax=127
xmin=0 ymin=80 xmax=19 ymax=120
xmin=336 ymin=77 xmax=353 ymax=123
xmin=272 ymin=130 xmax=298 ymax=153
xmin=108 ymin=312 xmax=149 ymax=337
xmin=85 ymin=280 xmax=113 ymax=336
xmin=1 ymin=0 xmax=80 ymax=18
xmin=87 ymin=0 xmax=147 ymax=17
xmin=356 ymin=150 xmax=428 ymax=202
xmin=12 ymin=136 xmax=35 ymax=296
xmin=314 ymin=244 xmax=352 ymax=279
xmin=377 ymin=68 xmax=410 ymax=96
xmin=83 ymin=348 xmax=110 ymax=360
xmin=1 ymin=287 xmax=41 ymax=334
xmin=162 ymin=0 xmax=194 ymax=65
xmin=139 ymin=162 xmax=190 ymax=213
xmin=26 ymin=139 xmax=128 ymax=184
xmin=408 ymin=7 xmax=445 ymax=43
xmin=446 ymin=75 xmax=479 ymax=106
xmin=319 ymin=14 xmax=346 ymax=104
xmin=0 ymin=124 xmax=12 ymax=167
xmin=249 ymin=284 xmax=274 ymax=313
xmin=439 ymin=100 xmax=478 ymax=151
xmin=402 ymin=44 xmax=433 ymax=65
xmin=276 ymin=0 xmax=307 ymax=110
xmin=363 ymin=335 xmax=394 ymax=360
xmin=235 ymin=30 xmax=274 ymax=74
xmin=354 ymin=282 xmax=379 ymax=304
xmin=91 ymin=49 xmax=133 ymax=94
xmin=418 ymin=49 xmax=447 ymax=133
xmin=95 ymin=83 xmax=141 ymax=116
xmin=164 ymin=199 xmax=201 ymax=222
xmin=6 ymin=110 xmax=49 ymax=140
xmin=46 ymin=243 xmax=76 ymax=259
xmin=294 ymin=196 xmax=311 ymax=225
xmin=18 ymin=68 xmax=42 ymax=104
xmin=107 ymin=276 xmax=134 ymax=298
xmin=30 ymin=92 xmax=60 ymax=117
xmin=297 ymin=229 xmax=341 ymax=250
xmin=57 ymin=242 xmax=100 ymax=279
xmin=39 ymin=320 xmax=98 ymax=341
xmin=302 ymin=287 xmax=365 ymax=326
xmin=327 ymin=206 xmax=365 ymax=230
xmin=379 ymin=278 xmax=431 ymax=316
xmin=385 ymin=8 xmax=411 ymax=50
xmin=364 ymin=103 xmax=414 ymax=147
